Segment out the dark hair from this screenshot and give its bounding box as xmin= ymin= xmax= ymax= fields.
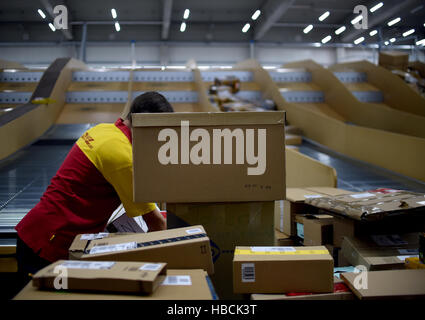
xmin=127 ymin=91 xmax=174 ymax=121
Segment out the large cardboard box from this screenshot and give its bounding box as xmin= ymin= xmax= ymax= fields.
xmin=132 ymin=112 xmax=286 ymax=202
xmin=233 ymin=246 xmax=334 ymax=294
xmin=275 ymin=187 xmax=350 ymax=236
xmin=250 ymin=277 xmax=354 ymax=300
xmin=166 ymin=202 xmax=274 ymax=300
xmin=76 ymin=226 xmax=214 ymax=275
xmin=32 ymin=260 xmax=167 ymax=294
xmin=341 ymin=233 xmax=420 ymax=270
xmin=303 ymin=214 xmax=334 ymax=246
xmin=341 ymin=269 xmax=425 ymax=300
xmin=14 ymin=269 xmax=217 ymax=300
xmin=274 ymin=229 xmax=298 ymax=246
xmin=379 ymin=51 xmax=409 ymax=71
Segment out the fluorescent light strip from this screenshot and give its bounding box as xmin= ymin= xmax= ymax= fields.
xmin=416 ymin=39 xmax=425 ymax=46
xmin=402 ymin=29 xmax=415 ymax=37
xmin=303 ymin=24 xmax=313 ymax=34
xmin=369 ymin=30 xmax=378 ymax=36
xmin=115 ymin=22 xmax=120 ymax=32
xmin=318 ymin=11 xmax=330 ymax=22
xmin=242 ymin=23 xmax=250 ymax=33
xmin=351 ymin=15 xmax=363 ymax=25
xmin=335 ymin=26 xmax=346 ymax=35
xmin=370 ymin=2 xmax=384 ymax=13
xmin=389 ymin=37 xmax=396 ymax=43
xmin=180 ymin=22 xmax=187 ymax=32
xmin=251 ymin=10 xmax=261 ymax=20
xmin=354 ymin=36 xmax=365 ymax=44
xmin=387 ymin=17 xmax=401 ymax=26
xmin=183 ymin=9 xmax=190 ymax=20
xmin=111 ymin=8 xmax=117 ymax=19
xmin=321 ymin=35 xmax=332 ymax=44
xmin=48 ymin=23 xmax=56 ymax=32
xmin=384 ymin=41 xmax=389 ymax=45
xmin=38 ymin=9 xmax=46 ymax=19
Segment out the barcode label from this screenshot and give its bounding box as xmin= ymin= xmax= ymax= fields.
xmin=89 ymin=241 xmax=138 ymax=255
xmin=304 ymin=195 xmax=322 ymax=199
xmin=162 ymin=275 xmax=192 ymax=286
xmin=242 ymin=263 xmax=255 ymax=283
xmin=371 ymin=235 xmax=408 ymax=247
xmin=59 ymin=261 xmax=115 ymax=270
xmin=250 ymin=246 xmax=296 ymax=252
xmin=185 ymin=228 xmax=203 ymax=235
xmin=350 ymin=193 xmax=375 ymax=199
xmin=139 ymin=263 xmax=162 ymax=271
xmin=80 ymin=232 xmax=110 ymax=240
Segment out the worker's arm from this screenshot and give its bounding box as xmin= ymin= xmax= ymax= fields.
xmin=143 ymin=207 xmax=166 ymax=231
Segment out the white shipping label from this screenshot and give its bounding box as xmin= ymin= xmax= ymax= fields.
xmin=371 ymin=235 xmax=408 ymax=247
xmin=162 ymin=275 xmax=192 ymax=286
xmin=303 ymin=195 xmax=322 ymax=199
xmin=89 ymin=241 xmax=138 ymax=255
xmin=140 ymin=263 xmax=163 ymax=271
xmin=417 ymin=201 xmax=425 ymax=205
xmin=250 ymin=246 xmax=296 ymax=253
xmin=350 ymin=193 xmax=375 ymax=199
xmin=80 ymin=232 xmax=110 ymax=240
xmin=398 ymin=249 xmax=418 ymax=255
xmin=59 ymin=261 xmax=115 ymax=270
xmin=397 ymin=255 xmax=419 ymax=261
xmin=241 ymin=263 xmax=255 ymax=283
xmin=185 ymin=228 xmax=203 ymax=235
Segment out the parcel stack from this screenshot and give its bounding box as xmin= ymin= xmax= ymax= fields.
xmin=130 ymin=111 xmax=286 ymax=299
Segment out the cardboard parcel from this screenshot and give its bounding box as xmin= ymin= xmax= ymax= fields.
xmin=305 ymin=191 xmax=425 ymax=221
xmin=131 ymin=112 xmax=286 ymax=203
xmin=74 ymin=226 xmax=214 ymax=275
xmin=32 ymin=260 xmax=167 ymax=294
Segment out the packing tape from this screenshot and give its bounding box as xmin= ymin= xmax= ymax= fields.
xmin=235 ymin=249 xmax=329 ymax=255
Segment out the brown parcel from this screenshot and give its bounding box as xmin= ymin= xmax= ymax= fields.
xmin=341 ymin=269 xmax=425 ymax=300
xmin=341 ymin=233 xmax=420 ymax=271
xmin=250 ymin=277 xmax=354 ymax=300
xmin=233 ymin=246 xmax=334 ymax=294
xmin=32 ymin=260 xmax=166 ymax=294
xmin=303 ymin=214 xmax=334 ymax=246
xmin=14 ymin=269 xmax=215 ymax=300
xmin=78 ymin=225 xmax=214 ymax=275
xmin=131 ymin=112 xmax=286 ymax=203
xmin=275 ymin=187 xmax=350 ymax=236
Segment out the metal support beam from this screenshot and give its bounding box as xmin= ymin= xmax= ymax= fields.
xmin=249 ymin=41 xmax=255 ymax=59
xmin=161 ymin=0 xmax=173 ymax=40
xmin=79 ymin=23 xmax=87 ymax=62
xmin=254 ymin=0 xmax=296 ymax=40
xmin=342 ymin=0 xmax=419 ymax=42
xmin=39 ymin=0 xmax=73 ymax=40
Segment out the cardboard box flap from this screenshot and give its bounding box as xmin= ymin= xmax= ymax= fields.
xmin=286 ymin=188 xmax=327 ymax=202
xmin=305 ymin=187 xmax=351 ymax=197
xmin=132 ymin=111 xmax=285 ymax=127
xmin=84 ymin=225 xmax=208 ymax=255
xmin=234 ymin=246 xmax=333 ymax=261
xmin=341 ymin=269 xmax=425 ymax=299
xmin=305 ymin=191 xmax=425 ymax=221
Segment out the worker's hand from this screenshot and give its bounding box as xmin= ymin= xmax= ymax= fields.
xmin=143 ymin=208 xmax=166 ymax=232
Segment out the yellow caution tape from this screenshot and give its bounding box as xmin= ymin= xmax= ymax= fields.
xmin=31 ymin=97 xmax=56 ymax=104
xmin=235 ymin=249 xmax=329 ymax=255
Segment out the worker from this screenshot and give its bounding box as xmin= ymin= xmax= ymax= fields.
xmin=15 ymin=91 xmax=174 ymax=284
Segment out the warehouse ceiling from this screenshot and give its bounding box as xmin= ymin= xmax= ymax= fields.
xmin=0 ymin=0 xmax=424 ymax=46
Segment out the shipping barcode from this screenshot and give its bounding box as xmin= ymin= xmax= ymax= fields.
xmin=168 ymin=276 xmax=177 ymax=283
xmin=241 ymin=263 xmax=255 ymax=283
xmin=140 ymin=263 xmax=162 ymax=271
xmin=162 ymin=275 xmax=192 ymax=286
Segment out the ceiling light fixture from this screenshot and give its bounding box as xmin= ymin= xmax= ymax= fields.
xmin=415 ymin=39 xmax=425 ymax=46
xmin=318 ymin=11 xmax=330 ymax=22
xmin=303 ymin=24 xmax=313 ymax=34
xmin=351 ymin=15 xmax=363 ymax=25
xmin=321 ymin=35 xmax=332 ymax=44
xmin=48 ymin=23 xmax=56 ymax=32
xmin=115 ymin=22 xmax=120 ymax=32
xmin=387 ymin=17 xmax=401 ymax=26
xmin=242 ymin=23 xmax=251 ymax=33
xmin=389 ymin=37 xmax=396 ymax=43
xmin=183 ymin=9 xmax=190 ymax=19
xmin=370 ymin=2 xmax=384 ymax=13
xmin=180 ymin=22 xmax=187 ymax=32
xmin=335 ymin=26 xmax=346 ymax=35
xmin=369 ymin=30 xmax=378 ymax=36
xmin=38 ymin=9 xmax=46 ymax=19
xmin=402 ymin=29 xmax=415 ymax=37
xmin=354 ymin=36 xmax=365 ymax=44
xmin=251 ymin=10 xmax=261 ymax=20
xmin=111 ymin=9 xmax=117 ymax=19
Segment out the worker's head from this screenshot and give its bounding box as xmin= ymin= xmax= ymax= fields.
xmin=126 ymin=91 xmax=174 ymax=125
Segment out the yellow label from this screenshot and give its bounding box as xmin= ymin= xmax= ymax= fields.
xmin=235 ymin=249 xmax=329 ymax=255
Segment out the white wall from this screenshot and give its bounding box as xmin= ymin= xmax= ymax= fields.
xmin=0 ymin=43 xmax=423 ymax=68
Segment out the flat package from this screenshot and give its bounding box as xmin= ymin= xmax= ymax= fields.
xmin=341 ymin=269 xmax=425 ymax=299
xmin=131 ymin=112 xmax=286 ymax=202
xmin=75 ymin=226 xmax=214 ymax=275
xmin=275 ymin=187 xmax=351 ymax=235
xmin=32 ymin=260 xmax=166 ymax=294
xmin=15 ymin=269 xmax=217 ymax=300
xmin=233 ymin=246 xmax=334 ymax=294
xmin=305 ymin=190 xmax=425 ymax=221
xmin=341 ymin=233 xmax=420 ymax=270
